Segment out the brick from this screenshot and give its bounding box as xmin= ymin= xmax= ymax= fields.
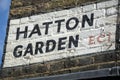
xmin=10 ymin=6 xmax=37 ymax=19
xmin=20 ymin=17 xmax=29 ymax=24
xmin=94 ymin=52 xmax=116 ymax=63
xmin=77 ymin=57 xmax=94 ymax=66
xmin=1 ymin=68 xmax=13 ymax=77
xmin=8 ymin=25 xmax=19 ymax=34
xmin=82 ymin=4 xmax=96 ymax=12
xmin=106 ymin=7 xmax=117 ymax=16
xmin=95 ymin=14 xmax=117 ymax=28
xmin=22 ymin=67 xmax=33 ymax=74
xmin=3 ymin=53 xmax=14 ymax=60
xmin=43 ymin=52 xmax=68 ymax=62
xmin=11 ymin=0 xmax=23 ymax=8
xmin=30 ymin=56 xmax=44 ymax=64
xmin=36 ymin=65 xmax=48 ymax=73
xmin=85 ymin=9 xmax=105 ymax=19
xmin=12 ymin=67 xmax=23 ymax=77
xmin=5 ymin=42 xmax=23 ymax=52
xmin=97 ymin=0 xmax=118 ymax=9
xmin=64 ymin=58 xmax=78 ymax=68
xmin=93 ymin=9 xmax=105 ymax=18
xmin=6 ymin=34 xmax=16 ymax=42
xmin=50 ymin=61 xmax=65 ymax=71
xmin=10 ymin=19 xmax=20 ymax=25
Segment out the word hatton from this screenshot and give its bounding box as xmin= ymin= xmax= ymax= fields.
xmin=13 ymin=13 xmax=94 ymax=58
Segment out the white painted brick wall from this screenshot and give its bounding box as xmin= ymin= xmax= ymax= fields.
xmin=3 ymin=0 xmax=118 ymax=67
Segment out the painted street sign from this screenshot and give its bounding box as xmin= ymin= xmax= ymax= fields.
xmin=3 ymin=0 xmax=118 ymax=67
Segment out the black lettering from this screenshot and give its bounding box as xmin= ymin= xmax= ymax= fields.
xmin=55 ymin=19 xmax=65 ymax=33
xmin=66 ymin=17 xmax=79 ymax=30
xmin=16 ymin=26 xmax=28 ymax=40
xmin=82 ymin=13 xmax=94 ymax=28
xmin=35 ymin=42 xmax=44 ymax=54
xmin=58 ymin=37 xmax=67 ymax=50
xmin=43 ymin=22 xmax=53 ymax=35
xmin=28 ymin=24 xmax=41 ymax=38
xmin=13 ymin=45 xmax=23 ymax=58
xmin=23 ymin=43 xmax=33 ymax=56
xmin=69 ymin=35 xmax=79 ymax=48
xmin=46 ymin=40 xmax=56 ymax=52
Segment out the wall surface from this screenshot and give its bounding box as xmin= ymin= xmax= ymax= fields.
xmin=0 ymin=0 xmax=120 ymax=80
xmin=3 ymin=0 xmax=118 ymax=68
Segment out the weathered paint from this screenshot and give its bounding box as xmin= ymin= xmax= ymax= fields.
xmin=3 ymin=0 xmax=118 ymax=67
